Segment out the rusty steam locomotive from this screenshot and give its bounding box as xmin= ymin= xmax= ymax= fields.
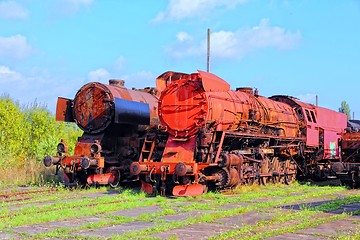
xmin=45 ymin=70 xmax=359 ymax=193
xmin=44 ymin=79 xmax=162 ymax=187
xmin=130 ymin=70 xmax=350 ymax=196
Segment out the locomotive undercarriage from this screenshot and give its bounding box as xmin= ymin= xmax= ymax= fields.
xmin=48 ymin=155 xmax=128 ymax=189
xmin=295 ymin=146 xmax=342 ymax=182
xmin=44 ymin=126 xmax=146 ymax=189
xmin=197 ymin=131 xmax=299 ymax=191
xmin=333 ymin=150 xmax=360 ymax=188
xmin=134 ymin=130 xmax=299 ymax=196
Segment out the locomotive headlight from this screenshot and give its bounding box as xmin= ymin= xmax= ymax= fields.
xmin=80 ymin=157 xmax=91 ymax=170
xmin=90 ymin=143 xmax=101 ymax=154
xmin=43 ymin=155 xmax=53 ymax=167
xmin=57 ymin=141 xmax=68 ymax=154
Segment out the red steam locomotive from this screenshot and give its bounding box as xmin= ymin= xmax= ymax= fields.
xmin=44 ymin=80 xmax=161 ymax=187
xmin=130 ymin=70 xmax=348 ymax=196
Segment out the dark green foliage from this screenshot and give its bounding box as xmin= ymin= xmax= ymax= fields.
xmin=22 ymin=101 xmax=80 ymax=161
xmin=0 ymin=95 xmax=82 ymax=184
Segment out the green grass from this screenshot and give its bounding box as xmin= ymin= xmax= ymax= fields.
xmin=105 ymin=185 xmax=356 ymax=239
xmin=212 ymin=195 xmax=360 ymax=240
xmin=0 ymin=189 xmax=153 ymax=229
xmin=336 ymin=229 xmax=360 ymax=240
xmin=2 ymin=183 xmax=359 ymax=240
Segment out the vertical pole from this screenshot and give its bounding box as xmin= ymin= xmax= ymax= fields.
xmin=207 ymin=28 xmax=210 ymax=72
xmin=353 ymin=112 xmax=355 ymax=120
xmin=316 ymin=95 xmax=318 ymax=106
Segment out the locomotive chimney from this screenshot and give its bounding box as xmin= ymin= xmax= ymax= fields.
xmin=109 ymin=79 xmax=125 ymax=87
xmin=207 ymin=28 xmax=210 ymax=72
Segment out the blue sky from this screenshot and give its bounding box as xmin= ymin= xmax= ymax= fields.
xmin=0 ymin=0 xmax=359 ymax=118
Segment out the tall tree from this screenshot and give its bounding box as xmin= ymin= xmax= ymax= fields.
xmin=339 ymin=101 xmax=351 ymax=120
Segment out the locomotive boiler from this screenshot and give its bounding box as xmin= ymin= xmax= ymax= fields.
xmin=130 ymin=70 xmax=347 ymax=196
xmin=44 ymin=79 xmax=160 ymax=187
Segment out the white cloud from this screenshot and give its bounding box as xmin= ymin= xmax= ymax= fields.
xmin=296 ymin=93 xmax=317 ymax=105
xmin=0 ymin=35 xmax=32 ymax=59
xmin=87 ymin=68 xmax=110 ymax=82
xmin=210 ymin=31 xmax=239 ymax=58
xmin=165 ymin=31 xmax=202 ymax=59
xmin=0 ymin=66 xmax=82 ymax=113
xmin=153 ymin=0 xmax=248 ymax=22
xmin=0 ymin=65 xmax=22 ymax=83
xmin=167 ymin=19 xmax=301 ymax=60
xmin=176 ymin=32 xmax=193 ymax=42
xmin=0 ymin=0 xmax=28 ymax=20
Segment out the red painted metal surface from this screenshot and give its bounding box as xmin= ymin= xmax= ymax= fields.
xmin=172 ymin=184 xmax=204 ymax=197
xmin=87 ymin=173 xmax=115 ymax=185
xmin=158 ymin=73 xmax=300 ymax=139
xmin=197 ymin=70 xmax=230 ymax=92
xmin=141 ymin=181 xmax=154 ymax=195
xmin=316 ymin=106 xmax=347 ymax=159
xmin=316 ymin=107 xmax=347 ymax=132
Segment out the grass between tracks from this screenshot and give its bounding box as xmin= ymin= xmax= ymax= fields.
xmin=211 ymin=196 xmax=360 ymax=240
xmin=10 ymin=183 xmax=356 ymax=239
xmin=111 ymin=188 xmax=359 ymax=240
xmin=1 ymin=183 xmax=359 ymax=239
xmin=0 ymin=189 xmax=159 ymax=229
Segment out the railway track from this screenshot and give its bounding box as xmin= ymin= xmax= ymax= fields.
xmin=0 ymin=188 xmax=57 ymax=203
xmin=0 ymin=188 xmax=148 ymax=220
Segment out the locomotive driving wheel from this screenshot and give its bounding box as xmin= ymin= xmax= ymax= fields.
xmin=107 ymin=167 xmax=121 ymax=188
xmin=199 ymin=174 xmax=209 ymax=194
xmin=245 ymin=176 xmax=255 ymax=185
xmin=214 ymin=168 xmax=230 ymax=189
xmin=271 ymin=157 xmax=281 ymax=184
xmin=284 ymin=173 xmax=295 ymax=185
xmin=260 ymin=158 xmax=270 ymax=186
xmin=284 ymin=160 xmax=296 ymax=185
xmin=244 ymin=167 xmax=255 ymax=185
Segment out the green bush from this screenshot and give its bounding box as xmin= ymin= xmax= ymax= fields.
xmin=0 ymin=95 xmax=28 ymax=166
xmin=0 ymin=95 xmax=82 ymax=185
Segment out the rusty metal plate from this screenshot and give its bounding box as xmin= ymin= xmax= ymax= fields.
xmin=73 ymin=82 xmax=113 ymax=133
xmin=56 ymin=97 xmax=74 ymax=122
